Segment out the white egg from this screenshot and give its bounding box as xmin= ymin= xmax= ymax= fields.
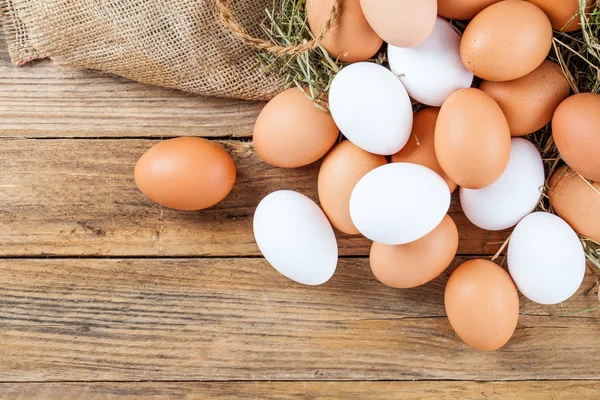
xmin=349 ymin=163 xmax=450 ymax=245
xmin=329 ymin=62 xmax=413 ymax=155
xmin=508 ymin=212 xmax=586 ymax=305
xmin=253 ymin=190 xmax=338 ymax=285
xmin=388 ymin=17 xmax=473 ymax=107
xmin=460 ymin=138 xmax=544 ymax=231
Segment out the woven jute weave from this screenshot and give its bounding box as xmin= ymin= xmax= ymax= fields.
xmin=0 ymin=0 xmax=284 ymax=100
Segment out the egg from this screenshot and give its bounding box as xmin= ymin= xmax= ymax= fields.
xmin=460 ymin=138 xmax=544 ymax=230
xmin=359 ymin=0 xmax=437 ymax=48
xmin=480 ymin=60 xmax=571 ymax=136
xmin=350 ymin=163 xmax=451 ymax=245
xmin=527 ymin=0 xmax=595 ymax=32
xmin=253 ymin=88 xmax=339 ymax=168
xmin=508 ymin=212 xmax=586 ymax=304
xmin=370 ymin=215 xmax=458 ymax=288
xmin=445 ymin=259 xmax=519 ymax=351
xmin=552 ymin=93 xmax=600 ymax=181
xmin=307 ymin=0 xmax=382 ymax=62
xmin=318 ymin=141 xmax=387 ymax=234
xmin=460 ymin=0 xmax=553 ymax=81
xmin=548 ymin=166 xmax=600 ymax=243
xmin=388 ymin=17 xmax=473 ymax=107
xmin=134 ymin=137 xmax=236 ymax=211
xmin=437 ymin=0 xmax=502 ymax=20
xmin=434 ymin=88 xmax=511 ymax=189
xmin=253 ymin=190 xmax=338 ymax=285
xmin=329 ymin=62 xmax=413 ymax=155
xmin=391 ymin=108 xmax=457 ymax=193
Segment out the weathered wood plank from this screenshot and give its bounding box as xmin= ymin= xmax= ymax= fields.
xmin=0 ymin=258 xmax=598 ymax=381
xmin=1 ymin=381 xmax=599 ymax=399
xmin=0 ymin=139 xmax=510 ymax=256
xmin=0 ymin=37 xmax=262 ymax=138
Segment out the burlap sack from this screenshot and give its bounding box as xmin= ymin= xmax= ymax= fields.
xmin=0 ymin=0 xmax=284 ymax=100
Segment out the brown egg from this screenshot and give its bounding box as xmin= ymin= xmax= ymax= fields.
xmin=437 ymin=0 xmax=502 ymax=20
xmin=445 ymin=259 xmax=519 ymax=351
xmin=527 ymin=0 xmax=596 ymax=32
xmin=434 ymin=88 xmax=511 ymax=189
xmin=307 ymin=0 xmax=383 ymax=63
xmin=370 ymin=215 xmax=459 ymax=288
xmin=253 ymin=88 xmax=339 ymax=168
xmin=552 ymin=93 xmax=600 ymax=181
xmin=318 ymin=140 xmax=387 ymax=234
xmin=548 ymin=166 xmax=600 ymax=243
xmin=480 ymin=60 xmax=571 ymax=136
xmin=134 ymin=137 xmax=236 ymax=211
xmin=359 ymin=0 xmax=437 ymax=48
xmin=392 ymin=108 xmax=457 ymax=193
xmin=460 ymin=0 xmax=553 ymax=81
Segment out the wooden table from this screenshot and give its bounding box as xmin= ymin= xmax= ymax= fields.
xmin=0 ymin=34 xmax=599 ymax=399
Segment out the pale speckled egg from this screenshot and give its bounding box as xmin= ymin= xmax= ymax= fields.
xmin=134 ymin=137 xmax=236 ymax=211
xmin=460 ymin=0 xmax=553 ymax=81
xmin=392 ymin=108 xmax=457 ymax=193
xmin=527 ymin=0 xmax=596 ymax=32
xmin=437 ymin=0 xmax=502 ymax=20
xmin=480 ymin=60 xmax=571 ymax=136
xmin=549 ymin=166 xmax=600 ymax=243
xmin=253 ymin=88 xmax=339 ymax=168
xmin=370 ymin=214 xmax=458 ymax=288
xmin=434 ymin=88 xmax=511 ymax=189
xmin=552 ymin=93 xmax=600 ymax=181
xmin=318 ymin=140 xmax=387 ymax=235
xmin=445 ymin=259 xmax=519 ymax=351
xmin=307 ymin=0 xmax=382 ymax=62
xmin=360 ymin=0 xmax=437 ymax=48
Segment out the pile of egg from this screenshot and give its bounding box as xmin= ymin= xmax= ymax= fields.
xmin=134 ymin=0 xmax=600 ymax=351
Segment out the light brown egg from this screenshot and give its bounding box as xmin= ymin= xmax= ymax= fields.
xmin=318 ymin=140 xmax=387 ymax=234
xmin=370 ymin=215 xmax=459 ymax=288
xmin=134 ymin=137 xmax=236 ymax=211
xmin=552 ymin=93 xmax=600 ymax=181
xmin=460 ymin=0 xmax=553 ymax=81
xmin=527 ymin=0 xmax=596 ymax=32
xmin=548 ymin=166 xmax=600 ymax=243
xmin=434 ymin=88 xmax=511 ymax=189
xmin=445 ymin=259 xmax=519 ymax=351
xmin=307 ymin=0 xmax=383 ymax=63
xmin=480 ymin=60 xmax=571 ymax=136
xmin=253 ymin=88 xmax=339 ymax=168
xmin=359 ymin=0 xmax=437 ymax=48
xmin=392 ymin=108 xmax=457 ymax=193
xmin=437 ymin=0 xmax=502 ymax=20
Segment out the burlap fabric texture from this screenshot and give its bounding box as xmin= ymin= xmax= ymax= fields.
xmin=0 ymin=0 xmax=284 ymax=100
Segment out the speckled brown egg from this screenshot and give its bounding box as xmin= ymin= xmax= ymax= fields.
xmin=437 ymin=0 xmax=502 ymax=20
xmin=360 ymin=0 xmax=437 ymax=48
xmin=445 ymin=259 xmax=519 ymax=351
xmin=253 ymin=88 xmax=339 ymax=168
xmin=480 ymin=60 xmax=571 ymax=136
xmin=435 ymin=88 xmax=511 ymax=189
xmin=527 ymin=0 xmax=596 ymax=32
xmin=307 ymin=0 xmax=383 ymax=62
xmin=392 ymin=108 xmax=457 ymax=193
xmin=318 ymin=140 xmax=387 ymax=234
xmin=370 ymin=214 xmax=459 ymax=288
xmin=552 ymin=93 xmax=600 ymax=181
xmin=460 ymin=0 xmax=553 ymax=81
xmin=549 ymin=166 xmax=600 ymax=243
xmin=134 ymin=137 xmax=236 ymax=211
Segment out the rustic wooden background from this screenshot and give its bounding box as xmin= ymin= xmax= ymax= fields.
xmin=0 ymin=32 xmax=599 ymax=399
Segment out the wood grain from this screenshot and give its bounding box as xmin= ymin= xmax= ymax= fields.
xmin=1 ymin=258 xmax=598 ymax=381
xmin=1 ymin=381 xmax=599 ymax=400
xmin=0 ymin=139 xmax=510 ymax=257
